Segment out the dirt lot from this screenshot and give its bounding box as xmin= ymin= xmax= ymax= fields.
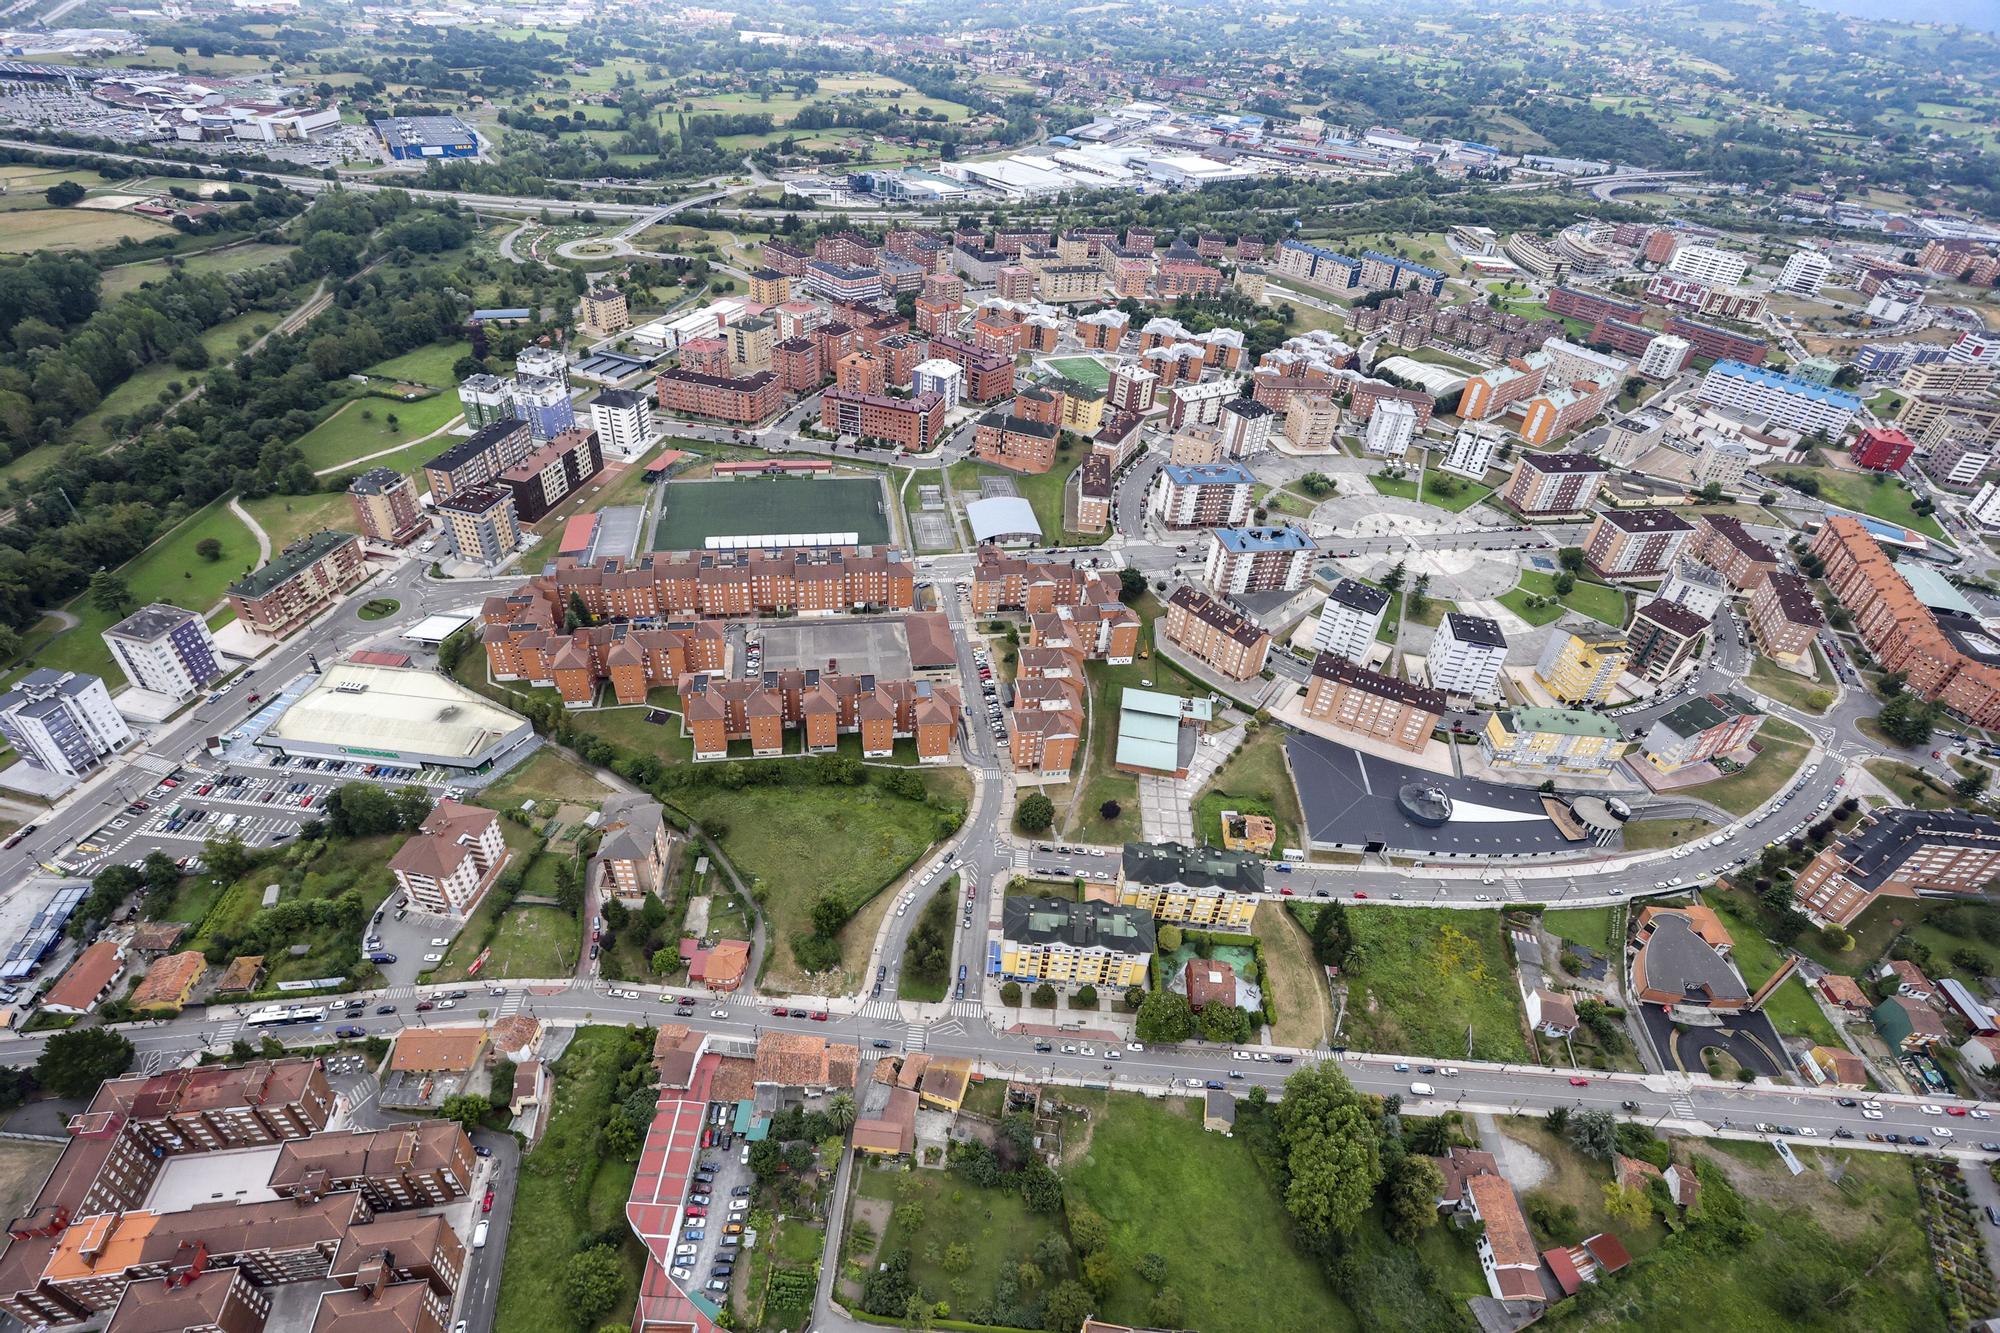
xmin=0 ymin=1140 xmax=62 ymax=1222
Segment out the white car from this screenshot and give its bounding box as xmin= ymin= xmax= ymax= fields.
xmin=436 ymin=999 xmax=456 ymax=1009
xmin=1972 ymin=1110 xmax=1991 ymax=1120
xmin=1861 ymin=1100 xmax=1882 ymax=1110
xmin=711 ymin=1008 xmax=729 ymax=1018
xmin=1797 ymin=1127 xmax=1819 ymax=1136
xmin=1921 ymin=1103 xmax=1945 ymax=1116
xmin=1861 ymin=1108 xmax=1885 ymax=1120
xmin=1185 ymin=1078 xmax=1205 ymax=1089
xmin=1127 ymin=1042 xmax=1144 ymax=1052
xmin=1232 ymin=1051 xmax=1251 ymax=1061
xmin=431 ymin=938 xmax=449 ymax=947
xmin=1079 ymin=1045 xmax=1094 ymax=1056
xmin=1254 ymin=1053 xmax=1272 ymax=1062
xmin=671 ymin=1267 xmax=693 ymax=1281
xmin=422 ymin=953 xmax=443 ymax=962
xmin=1935 ymin=1126 xmax=1956 ymax=1138
xmin=1061 ymin=1044 xmax=1077 ymax=1054
xmin=1441 ymin=1066 xmax=1460 ymax=1076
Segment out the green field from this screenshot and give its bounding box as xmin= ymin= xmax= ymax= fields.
xmin=8 ymin=497 xmax=253 ymax=688
xmin=99 ymin=242 xmax=297 ymax=299
xmin=1543 ymin=906 xmax=1618 ymax=952
xmin=1747 ymin=644 xmax=1832 ymax=713
xmin=848 ymin=1155 xmax=1067 ymax=1313
xmin=1686 ymin=716 xmax=1812 ymax=816
xmin=178 ymin=832 xmax=403 ymax=985
xmin=1778 ymin=465 xmax=1947 ymax=542
xmin=1067 ymin=1094 xmax=1356 ymax=1333
xmin=73 ymin=310 xmax=277 ymax=448
xmin=1042 ymin=355 xmax=1111 ymax=392
xmin=238 ymin=490 xmax=364 ymax=555
xmin=652 ymin=475 xmax=892 ymax=550
xmin=946 ymin=457 xmax=1107 ymax=546
xmin=1062 ymin=595 xmax=1202 ymax=844
xmin=495 ymin=1027 xmax=650 ymax=1333
xmin=365 ymin=340 xmax=472 ymax=387
xmin=1620 ymin=817 xmax=1718 ymax=850
xmin=1190 ymin=726 xmax=1305 ymax=855
xmin=672 ymin=770 xmax=967 ymax=990
xmin=293 ymin=392 xmax=464 ymax=474
xmin=0 ymin=207 xmax=172 ymax=254
xmin=1498 ymin=569 xmax=1627 ymax=627
xmin=1315 ymin=905 xmax=1529 ymax=1060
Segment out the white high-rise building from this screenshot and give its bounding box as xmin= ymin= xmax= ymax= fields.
xmin=589 ymin=388 xmax=657 ymax=461
xmin=912 ymin=358 xmax=964 ymax=405
xmin=1441 ymin=422 xmax=1502 ymax=480
xmin=1968 ymin=481 xmax=2000 ymax=528
xmin=1426 ymin=613 xmax=1508 ymax=698
xmin=1666 ymin=244 xmax=1748 ymax=288
xmin=1364 ymin=398 xmax=1417 ymax=457
xmin=103 ymin=604 xmax=222 ymax=702
xmin=1638 ymin=334 xmax=1692 ymax=380
xmin=1777 ymin=250 xmax=1832 ymax=298
xmin=0 ymin=670 xmax=132 ymax=778
xmin=1311 ymin=579 xmax=1390 ymax=663
xmin=515 ymin=345 xmax=569 ymax=387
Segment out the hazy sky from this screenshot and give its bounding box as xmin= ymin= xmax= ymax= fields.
xmin=1799 ymin=0 xmax=1999 ymax=34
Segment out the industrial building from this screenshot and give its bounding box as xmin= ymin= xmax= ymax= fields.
xmin=372 ymin=114 xmax=479 ymax=159
xmin=258 ymin=663 xmax=533 ymax=772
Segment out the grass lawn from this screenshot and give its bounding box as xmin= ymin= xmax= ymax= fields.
xmin=366 ymin=339 xmax=471 ymax=387
xmin=495 ymin=1027 xmax=650 ymax=1333
xmin=484 ymin=905 xmax=581 ymax=979
xmin=673 ymin=771 xmax=967 ymax=990
xmin=99 ymin=241 xmax=296 ymax=299
xmin=1702 ymin=890 xmax=1788 ymax=990
xmin=293 ymin=391 xmax=462 ymax=474
xmin=1777 ymin=465 xmax=1948 ymax=541
xmin=1190 ymin=726 xmax=1305 ymax=854
xmin=897 ymin=889 xmax=952 ymax=1002
xmin=0 ymin=206 xmax=172 ymax=253
xmin=1367 ymin=473 xmax=1419 ymax=502
xmin=1747 ymin=646 xmax=1833 ymax=714
xmin=1067 ymin=1094 xmax=1354 ymax=1333
xmin=1254 ymin=901 xmax=1333 ymax=1049
xmin=483 ymin=749 xmax=617 ymax=809
xmin=1620 ymin=817 xmax=1718 ymax=850
xmin=1498 ymin=1119 xmax=1668 ymax=1259
xmin=1320 ymin=905 xmax=1529 ymax=1060
xmin=1683 ymin=717 xmax=1812 ymax=817
xmin=239 ymin=489 xmax=364 ymax=553
xmin=1542 ymin=906 xmax=1617 ymax=952
xmin=1552 ymin=1142 xmax=1943 ymax=1331
xmin=1498 ymin=570 xmax=1626 ymax=627
xmin=1758 ymin=972 xmax=1845 ymax=1047
xmin=848 ymin=1158 xmax=1068 ymax=1314
xmin=1421 ymin=473 xmax=1493 ymax=512
xmin=8 ymin=497 xmax=253 ymax=688
xmin=1865 ymin=759 xmax=1958 ymax=810
xmin=185 ymin=832 xmax=403 ymax=985
xmin=73 ymin=309 xmax=278 ymax=448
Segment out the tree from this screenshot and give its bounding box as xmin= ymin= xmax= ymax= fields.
xmin=488 ymin=1058 xmax=516 ymax=1112
xmin=1157 ymin=924 xmax=1184 ymax=953
xmin=88 ymin=571 xmax=133 ymax=616
xmin=45 ymin=180 xmax=85 ymax=206
xmin=1558 ymin=547 xmax=1586 ymax=574
xmin=1386 ymin=1155 xmax=1446 ymax=1243
xmin=1149 ymin=1288 xmax=1185 ymax=1327
xmin=201 ymin=836 xmax=252 ymax=885
xmin=36 ymin=1027 xmax=133 ymax=1098
xmin=1015 ymin=792 xmax=1054 ymax=833
xmin=1603 ymin=1180 xmax=1651 ymax=1225
xmin=1956 ymin=769 xmax=1991 ymax=801
xmin=1552 ymin=572 xmax=1576 ymax=596
xmin=1565 ymin=1107 xmax=1618 ymax=1160
xmin=749 ymin=1139 xmax=783 ymax=1178
xmin=1118 ymin=568 xmax=1147 ymax=601
xmin=563 ymin=1246 xmax=626 ymax=1325
xmin=1043 ymin=1281 xmax=1095 ymax=1333
xmin=1198 ymin=1002 xmax=1254 ymax=1043
xmin=195 ymin=537 xmax=223 ymax=561
xmin=1819 ymin=923 xmax=1853 ymax=952
xmin=828 ymin=1091 xmax=857 ymax=1132
xmin=1138 ymin=1252 xmax=1169 ymax=1286
xmin=1272 ymin=1063 xmax=1382 ymax=1241
xmin=1098 ymin=799 xmax=1122 ymax=821
xmin=1032 ymin=982 xmax=1057 ymax=1008
xmin=1380 ymin=560 xmax=1407 ymax=595
xmin=1000 ymin=980 xmax=1022 ymax=1006
xmin=439 ymin=1094 xmax=489 ymax=1132
xmin=1136 ymin=987 xmax=1193 ymax=1043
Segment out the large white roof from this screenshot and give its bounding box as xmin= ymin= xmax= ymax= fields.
xmin=967 ymin=496 xmax=1042 ymax=544
xmin=265 ymin=664 xmax=527 ymax=762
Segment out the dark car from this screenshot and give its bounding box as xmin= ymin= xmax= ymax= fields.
xmin=871 ymin=1039 xmax=892 ymax=1049
xmin=1205 ymin=1079 xmax=1224 ymax=1090
xmin=1910 ymin=1135 xmax=1932 ymax=1146
xmin=334 ymin=1025 xmax=364 ymax=1039
xmin=1836 ymin=1097 xmax=1858 ymax=1108
xmin=475 ymin=1146 xmax=493 ymax=1158
xmin=375 ymin=1004 xmax=397 ymax=1015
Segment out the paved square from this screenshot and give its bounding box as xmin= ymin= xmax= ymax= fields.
xmin=910 ymin=511 xmax=956 ymax=551
xmin=978 ymin=475 xmax=1020 ymax=500
xmin=753 ymin=619 xmax=912 ymax=679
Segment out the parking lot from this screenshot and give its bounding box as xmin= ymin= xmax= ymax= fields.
xmin=748 ymin=618 xmax=912 ymax=680
xmin=670 ymin=1110 xmax=755 ymax=1303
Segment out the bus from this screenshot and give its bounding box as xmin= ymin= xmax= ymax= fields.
xmin=244 ymin=1004 xmax=328 ymax=1027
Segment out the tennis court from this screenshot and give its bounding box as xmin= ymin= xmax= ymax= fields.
xmin=652 ymin=475 xmax=892 ymax=550
xmin=1042 ymin=356 xmax=1111 ymax=392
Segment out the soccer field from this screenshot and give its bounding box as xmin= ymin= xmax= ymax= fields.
xmin=652 ymin=475 xmax=893 ymax=550
xmin=1044 ymin=356 xmax=1112 ymax=392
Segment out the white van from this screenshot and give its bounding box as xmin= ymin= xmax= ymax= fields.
xmin=473 ymin=1219 xmax=490 ymax=1249
xmin=1408 ymin=1082 xmax=1435 ymax=1098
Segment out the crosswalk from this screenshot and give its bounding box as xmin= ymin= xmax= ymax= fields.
xmin=949 ymin=999 xmax=983 ymax=1019
xmin=858 ymin=997 xmax=902 ymax=1021
xmin=1668 ymin=1090 xmax=1698 ymax=1119
xmin=495 ymin=991 xmax=527 ymax=1018
xmin=905 ymin=1026 xmax=928 ymax=1052
xmin=211 ymin=1019 xmax=242 ymax=1045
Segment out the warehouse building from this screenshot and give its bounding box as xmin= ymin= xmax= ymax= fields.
xmin=372 ymin=114 xmax=479 ymax=159
xmin=258 ymin=663 xmax=532 ymax=772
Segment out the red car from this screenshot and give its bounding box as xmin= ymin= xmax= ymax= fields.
xmin=771 ymin=1007 xmax=789 ymax=1017
xmin=686 ymin=1205 xmax=706 ymax=1218
xmin=1353 ymin=892 xmax=1368 ymax=899
xmin=482 ymin=1188 xmax=495 ymax=1213
xmin=1948 ymin=1106 xmax=1970 ymax=1117
xmin=1279 ymin=888 xmax=1295 ymax=896
xmin=810 ymin=1011 xmax=829 ymax=1022
xmin=1568 ymin=1077 xmax=1590 ymax=1087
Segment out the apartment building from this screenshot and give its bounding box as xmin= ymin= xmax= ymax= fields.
xmin=1583 ymin=508 xmax=1695 ymax=580
xmin=801 ymin=260 xmax=882 ymax=303
xmin=1662 ymin=314 xmax=1768 ymax=366
xmin=1852 ymin=425 xmax=1918 ymax=472
xmin=1364 ymin=398 xmax=1418 ymax=457
xmin=822 ymin=387 xmax=950 ymax=452
xmin=482 ymin=589 xmax=726 ymax=706
xmin=1626 ymin=598 xmax=1710 ymax=681
xmin=387 ymin=801 xmax=508 ymax=916
xmin=457 ymin=373 xmax=512 ymax=430
xmin=1025 ymin=596 xmax=1142 ymax=665
xmin=510 ymin=374 xmax=574 ymax=443
xmin=1077 ymin=309 xmax=1129 ymax=352
xmin=1749 ymin=570 xmax=1823 ymax=665
xmin=588 ymin=388 xmax=656 ymax=462
xmin=654 ymin=369 xmax=783 ymax=425
xmin=1283 ymin=393 xmax=1341 ymax=452
xmin=1458 ymin=356 xmax=1549 ymax=422
xmin=1272 ymin=239 xmax=1362 ymax=292
xmin=1007 ymin=673 xmax=1084 ymax=778
xmin=1777 ymin=249 xmax=1832 ymax=297
xmin=1156 ymin=258 xmax=1223 ymax=298
xmin=681 ymin=669 xmax=957 ymax=762
xmin=1901 ymin=361 xmax=1997 ymax=397
xmin=1116 ymin=840 xmax=1262 ymax=929
xmin=1689 ymin=515 xmax=1780 ymax=589
xmin=580 ymin=285 xmax=627 ymax=333
xmin=1203 ymin=524 xmax=1314 ymax=595
xmin=1162 ymin=587 xmax=1271 ymax=681
xmin=1517 ymin=377 xmax=1618 ymax=446
xmin=1793 ymin=808 xmax=2000 ymax=927
xmin=1666 ymin=243 xmax=1748 ymax=288
xmin=1301 ymin=654 xmax=1445 ymax=753
xmin=998 ymin=897 xmax=1153 ymax=988
xmin=1657 ymin=556 xmax=1730 ymax=620
xmin=538 ymin=545 xmax=913 ymax=622
xmin=424 ymin=418 xmax=534 ymax=504
xmin=1696 ymin=360 xmax=1861 ymax=438
xmin=1215 ymin=398 xmax=1275 ymax=459
xmin=1637 ymin=691 xmax=1764 ymax=774
xmin=1812 ymin=516 xmax=2000 ymax=727
xmin=1480 ymin=706 xmax=1628 ymax=775
xmin=1441 ymin=422 xmax=1502 ymax=479
xmin=972 ymin=408 xmax=1060 ymax=474
xmin=1165 ymin=379 xmax=1238 ymax=433
xmin=1500 ymin=451 xmax=1608 ymax=517
xmin=346 ymin=467 xmax=427 ymax=546
xmin=103 ymin=604 xmax=222 ymax=703
xmin=1312 ymin=579 xmax=1390 ymax=663
xmin=267 ymin=1122 xmax=475 ymax=1213
xmin=1105 ymin=364 xmax=1155 ymax=418
xmin=1149 ymin=462 xmax=1255 ymax=530
xmin=1427 ymin=613 xmax=1508 ymax=698
xmin=436 ymin=486 xmax=518 ymax=567
xmin=925 ymin=334 xmax=1016 ymax=402
xmin=498 ymin=426 xmax=602 ymax=524
xmin=1637 ymin=333 xmax=1693 ymax=380
xmin=1535 ymin=625 xmax=1629 ymax=705
xmin=1073 ymin=452 xmax=1114 ymax=533
xmin=226 ymin=531 xmax=368 ymax=638
xmin=969 ymin=548 xmax=1114 ymax=615
xmin=589 ymin=793 xmax=670 ymax=903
